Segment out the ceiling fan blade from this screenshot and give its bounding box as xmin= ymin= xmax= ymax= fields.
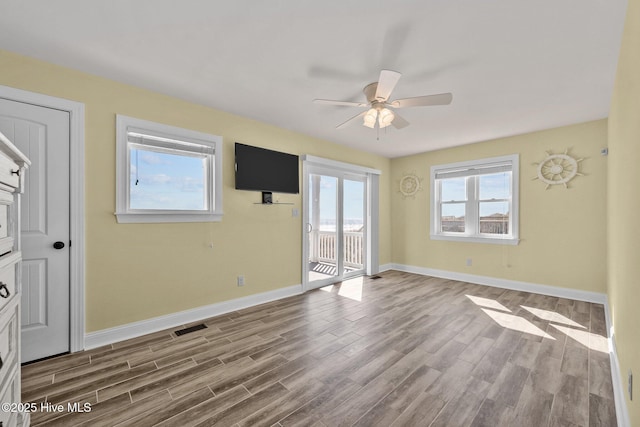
xmin=313 ymin=99 xmax=368 ymax=107
xmin=391 ymin=112 xmax=410 ymax=129
xmin=336 ymin=111 xmax=366 ymax=129
xmin=391 ymin=93 xmax=453 ymax=108
xmin=374 ymin=70 xmax=402 ymax=102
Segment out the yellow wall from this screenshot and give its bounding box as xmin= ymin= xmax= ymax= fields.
xmin=0 ymin=46 xmax=617 ymax=356
xmin=0 ymin=49 xmax=392 ymax=332
xmin=608 ymin=0 xmax=640 ymax=422
xmin=391 ymin=120 xmax=608 ymax=292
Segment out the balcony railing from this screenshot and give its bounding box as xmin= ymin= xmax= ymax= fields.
xmin=441 ymin=217 xmax=509 ymax=234
xmin=310 ymin=231 xmax=364 ymax=268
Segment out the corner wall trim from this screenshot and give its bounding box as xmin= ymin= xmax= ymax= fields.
xmin=85 ymin=284 xmax=303 ymax=350
xmin=605 ymin=302 xmax=631 ymax=427
xmin=389 ymin=263 xmax=607 ymax=304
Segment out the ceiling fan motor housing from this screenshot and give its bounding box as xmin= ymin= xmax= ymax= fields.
xmin=364 ymin=82 xmax=381 ymax=102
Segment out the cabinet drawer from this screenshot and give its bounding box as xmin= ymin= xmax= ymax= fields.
xmin=0 ymin=152 xmax=19 ymax=189
xmin=0 ymin=190 xmax=14 ymax=257
xmin=0 ymin=364 xmax=19 ymax=427
xmin=0 ymin=302 xmax=18 ymax=387
xmin=0 ymin=204 xmax=7 ymax=241
xmin=0 ymin=262 xmax=15 ymax=313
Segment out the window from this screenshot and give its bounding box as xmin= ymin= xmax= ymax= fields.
xmin=430 ymin=154 xmax=519 ymax=244
xmin=115 ymin=115 xmax=223 ymax=223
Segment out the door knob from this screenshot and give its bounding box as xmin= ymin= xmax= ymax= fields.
xmin=53 ymin=241 xmax=65 ymax=250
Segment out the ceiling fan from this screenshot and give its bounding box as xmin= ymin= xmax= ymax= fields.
xmin=314 ymin=69 xmax=453 ymax=130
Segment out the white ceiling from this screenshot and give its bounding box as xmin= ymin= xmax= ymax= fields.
xmin=0 ymin=0 xmax=627 ymax=158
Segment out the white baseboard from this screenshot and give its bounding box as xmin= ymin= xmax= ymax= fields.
xmin=388 ymin=263 xmax=607 ymax=304
xmin=85 ymin=284 xmax=303 ymax=350
xmin=605 ymin=302 xmax=631 ymax=427
xmin=378 ymin=263 xmax=394 ymax=273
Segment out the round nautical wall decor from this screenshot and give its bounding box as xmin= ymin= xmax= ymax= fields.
xmin=533 ymin=149 xmax=584 ymax=189
xmin=398 ymin=173 xmax=423 ymax=198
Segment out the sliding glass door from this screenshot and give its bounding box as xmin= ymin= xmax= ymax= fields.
xmin=342 ymin=177 xmax=366 ymax=277
xmin=307 ymin=173 xmax=340 ymax=284
xmin=304 ymin=164 xmax=367 ymax=290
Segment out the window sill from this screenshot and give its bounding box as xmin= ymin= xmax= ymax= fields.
xmin=430 ymin=234 xmax=519 ymax=245
xmin=115 ymin=211 xmax=223 ymax=224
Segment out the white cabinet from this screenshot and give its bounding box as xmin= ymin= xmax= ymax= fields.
xmin=0 ymin=131 xmax=30 ymax=427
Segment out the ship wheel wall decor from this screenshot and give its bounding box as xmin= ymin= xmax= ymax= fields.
xmin=533 ymin=149 xmax=584 ymax=189
xmin=398 ymin=173 xmax=423 ymax=198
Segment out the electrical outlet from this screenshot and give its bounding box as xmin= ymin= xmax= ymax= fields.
xmin=629 ymin=369 xmax=633 ymax=401
xmin=466 ymin=258 xmax=472 ymax=267
xmin=237 ymin=276 xmax=245 ymax=287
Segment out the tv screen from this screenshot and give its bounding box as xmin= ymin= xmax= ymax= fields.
xmin=235 ymin=143 xmax=299 ymax=194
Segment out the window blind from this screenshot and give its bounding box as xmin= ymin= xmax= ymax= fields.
xmin=434 ymin=161 xmax=512 ymax=180
xmin=127 ymin=128 xmax=215 ymax=155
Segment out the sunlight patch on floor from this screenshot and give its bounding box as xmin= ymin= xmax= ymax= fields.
xmin=319 ymin=277 xmax=363 ymax=301
xmin=466 ymin=294 xmax=612 ymax=353
xmin=481 ymin=308 xmax=555 ymax=339
xmin=337 ymin=277 xmax=364 ymax=301
xmin=520 ymin=305 xmax=585 ymax=329
xmin=465 ymin=295 xmax=511 ymax=312
xmin=551 ymin=324 xmax=609 ymax=353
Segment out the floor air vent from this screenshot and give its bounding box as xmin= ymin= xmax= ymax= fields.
xmin=174 ymin=323 xmax=208 ymax=336
xmin=369 ymin=275 xmax=383 ymax=280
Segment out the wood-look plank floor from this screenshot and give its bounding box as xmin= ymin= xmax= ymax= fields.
xmin=21 ymin=271 xmax=617 ymax=426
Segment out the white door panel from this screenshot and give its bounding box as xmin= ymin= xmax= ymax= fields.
xmin=0 ymin=98 xmax=70 ymax=362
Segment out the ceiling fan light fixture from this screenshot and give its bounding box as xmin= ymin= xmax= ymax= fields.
xmin=378 ymin=108 xmax=395 ymax=128
xmin=316 ymin=69 xmax=451 ymax=131
xmin=363 ymin=108 xmax=377 ymax=128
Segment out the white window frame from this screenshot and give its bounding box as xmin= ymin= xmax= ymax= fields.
xmin=115 ymin=115 xmax=223 ymax=223
xmin=430 ymin=154 xmax=519 ymax=245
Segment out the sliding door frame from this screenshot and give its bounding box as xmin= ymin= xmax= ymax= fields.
xmin=301 ymin=155 xmax=380 ymax=292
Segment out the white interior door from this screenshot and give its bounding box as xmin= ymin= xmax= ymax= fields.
xmin=0 ymin=98 xmax=71 ymax=363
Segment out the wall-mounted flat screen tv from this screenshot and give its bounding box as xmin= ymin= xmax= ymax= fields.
xmin=234 ymin=143 xmax=299 ymax=194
